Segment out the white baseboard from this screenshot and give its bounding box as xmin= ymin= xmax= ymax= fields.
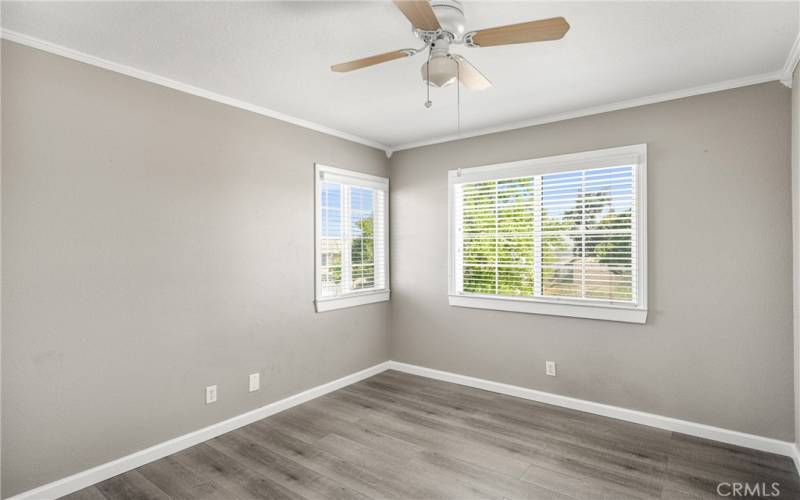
xmin=387 ymin=361 xmax=799 ymax=462
xmin=9 ymin=361 xmax=391 ymax=500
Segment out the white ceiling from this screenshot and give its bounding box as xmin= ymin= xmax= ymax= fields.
xmin=2 ymin=1 xmax=798 ymax=150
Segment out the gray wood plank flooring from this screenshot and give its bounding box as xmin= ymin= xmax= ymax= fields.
xmin=62 ymin=370 xmax=799 ymax=499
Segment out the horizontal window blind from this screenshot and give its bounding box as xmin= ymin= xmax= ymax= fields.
xmin=318 ymin=172 xmax=387 ymax=299
xmin=454 ymin=164 xmax=638 ymax=304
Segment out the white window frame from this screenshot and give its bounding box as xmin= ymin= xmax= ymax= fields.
xmin=448 ymin=144 xmax=648 ymax=324
xmin=315 ymin=163 xmax=390 ymax=312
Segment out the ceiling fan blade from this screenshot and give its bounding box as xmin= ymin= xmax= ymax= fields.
xmin=467 ymin=17 xmax=569 ymax=47
xmin=393 ymin=0 xmax=441 ymax=31
xmin=452 ymin=55 xmax=491 ymax=91
xmin=331 ymin=49 xmax=413 ymax=72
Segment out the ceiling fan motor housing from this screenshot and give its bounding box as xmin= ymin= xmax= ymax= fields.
xmin=430 ymin=0 xmax=466 ymax=38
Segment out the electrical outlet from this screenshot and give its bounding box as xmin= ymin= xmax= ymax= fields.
xmin=546 ymin=361 xmax=557 ymax=377
xmin=249 ymin=373 xmax=260 ymax=392
xmin=205 ymin=385 xmax=217 ymax=404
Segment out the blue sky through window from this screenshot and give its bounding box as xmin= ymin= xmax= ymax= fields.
xmin=321 ymin=183 xmax=376 ymax=238
xmin=350 ymin=187 xmax=374 ymax=237
xmin=543 ymin=166 xmax=633 ymax=218
xmin=321 ymin=182 xmax=341 ymax=238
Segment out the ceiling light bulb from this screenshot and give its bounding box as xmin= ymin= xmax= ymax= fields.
xmin=421 ymin=56 xmax=458 ymax=88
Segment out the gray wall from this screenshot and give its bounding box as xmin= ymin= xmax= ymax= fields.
xmin=389 ymin=81 xmax=794 ymax=441
xmin=0 ymin=40 xmax=390 ymax=497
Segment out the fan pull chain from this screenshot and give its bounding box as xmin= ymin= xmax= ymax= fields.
xmin=424 ymin=47 xmax=432 ymax=108
xmin=455 ymin=58 xmax=461 ymax=137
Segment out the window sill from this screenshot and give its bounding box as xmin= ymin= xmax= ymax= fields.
xmin=316 ymin=290 xmax=391 ymax=312
xmin=448 ymin=295 xmax=647 ymax=324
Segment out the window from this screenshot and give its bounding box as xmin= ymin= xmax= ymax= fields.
xmin=449 ymin=144 xmax=647 ymax=323
xmin=315 ymin=164 xmax=389 ymax=312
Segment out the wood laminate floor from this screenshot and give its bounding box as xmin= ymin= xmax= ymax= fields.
xmin=64 ymin=370 xmax=799 ymax=499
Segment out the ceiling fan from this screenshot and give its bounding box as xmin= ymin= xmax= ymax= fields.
xmin=330 ymin=0 xmax=570 ymax=91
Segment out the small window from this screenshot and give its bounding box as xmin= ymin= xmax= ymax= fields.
xmin=448 ymin=145 xmax=647 ymax=323
xmin=315 ymin=164 xmax=389 ymax=312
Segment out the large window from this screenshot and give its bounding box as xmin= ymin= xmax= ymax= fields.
xmin=315 ymin=164 xmax=389 ymax=312
xmin=449 ymin=145 xmax=647 ymax=323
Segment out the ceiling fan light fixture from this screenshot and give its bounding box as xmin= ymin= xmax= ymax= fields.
xmin=421 ymin=55 xmax=458 ymax=88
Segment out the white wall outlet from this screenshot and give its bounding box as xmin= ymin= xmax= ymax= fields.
xmin=546 ymin=361 xmax=557 ymax=377
xmin=205 ymin=385 xmax=217 ymax=404
xmin=249 ymin=373 xmax=260 ymax=392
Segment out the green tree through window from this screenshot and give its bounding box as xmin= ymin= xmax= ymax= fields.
xmin=458 ymin=166 xmax=634 ymax=302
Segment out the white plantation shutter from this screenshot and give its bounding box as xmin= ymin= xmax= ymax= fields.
xmin=316 ymin=165 xmax=389 ymax=312
xmin=449 ymin=145 xmax=647 ymax=323
xmin=374 ymin=191 xmax=387 ymax=289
